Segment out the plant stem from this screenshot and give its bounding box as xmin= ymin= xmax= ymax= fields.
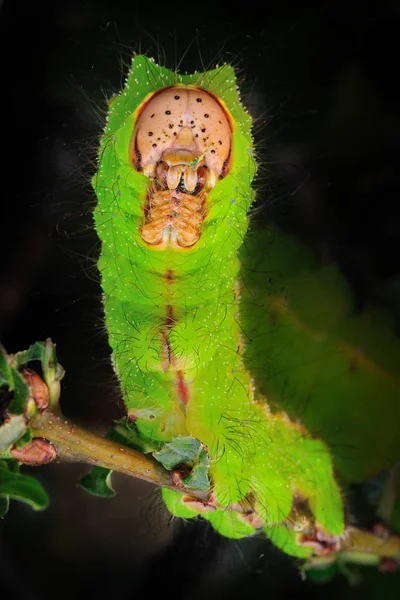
xmin=30 ymin=410 xmax=210 ymax=501
xmin=307 ymin=526 xmax=400 ymax=569
xmin=341 ymin=526 xmax=400 ymax=559
xmin=29 ymin=411 xmax=400 ymax=563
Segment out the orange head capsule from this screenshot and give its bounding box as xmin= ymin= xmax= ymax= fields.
xmin=130 ymin=86 xmax=232 ymax=191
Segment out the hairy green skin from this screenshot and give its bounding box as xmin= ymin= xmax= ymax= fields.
xmin=93 ymin=55 xmax=344 ymax=553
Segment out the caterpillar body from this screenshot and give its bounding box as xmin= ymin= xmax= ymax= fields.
xmin=93 ymin=56 xmax=344 ymax=555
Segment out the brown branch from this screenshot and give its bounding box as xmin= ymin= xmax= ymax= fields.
xmin=307 ymin=527 xmax=400 ymax=569
xmin=29 ymin=410 xmax=400 ymax=564
xmin=29 ymin=410 xmax=210 ymax=502
xmin=341 ymin=527 xmax=400 ymax=559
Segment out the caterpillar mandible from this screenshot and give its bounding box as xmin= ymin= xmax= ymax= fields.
xmin=92 ymin=55 xmax=344 ymax=555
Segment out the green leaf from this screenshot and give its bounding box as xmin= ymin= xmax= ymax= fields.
xmin=0 ymin=415 xmax=27 ymax=452
xmin=0 ymin=345 xmax=30 ymax=414
xmin=153 ymin=437 xmax=202 ymax=470
xmin=13 ymin=341 xmax=48 ymax=367
xmin=78 ymin=466 xmax=116 ymax=498
xmin=241 ymin=226 xmax=400 ymax=484
xmin=0 ymin=460 xmax=49 ymax=510
xmin=8 ymin=370 xmax=31 ymax=415
xmin=181 ymin=448 xmax=210 ymax=491
xmin=14 ymin=339 xmax=65 ymax=407
xmin=153 ymin=437 xmax=210 ymax=490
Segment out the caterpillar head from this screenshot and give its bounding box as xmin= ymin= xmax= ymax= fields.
xmin=130 ymin=86 xmax=233 ymax=193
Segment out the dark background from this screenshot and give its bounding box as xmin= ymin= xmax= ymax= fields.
xmin=1 ymin=0 xmax=400 ymax=598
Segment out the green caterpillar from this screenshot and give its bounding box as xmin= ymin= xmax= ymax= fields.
xmin=92 ymin=55 xmax=344 ymax=556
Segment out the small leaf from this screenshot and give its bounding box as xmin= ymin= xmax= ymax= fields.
xmin=0 ymin=345 xmax=30 ymax=414
xmin=78 ymin=466 xmax=116 ymax=498
xmin=153 ymin=437 xmax=210 ymax=490
xmin=14 ymin=340 xmax=65 ymax=408
xmin=0 ymin=415 xmax=27 ymax=452
xmin=13 ymin=341 xmax=47 ymax=367
xmin=153 ymin=437 xmax=202 ymax=471
xmin=0 ymin=460 xmax=49 ymax=510
xmin=8 ymin=369 xmax=31 ymax=414
xmin=181 ymin=448 xmax=210 ymax=491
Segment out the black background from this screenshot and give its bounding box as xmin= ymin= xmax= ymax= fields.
xmin=1 ymin=1 xmax=400 ymax=598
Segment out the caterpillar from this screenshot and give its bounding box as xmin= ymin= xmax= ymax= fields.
xmin=92 ymin=55 xmax=344 ymax=556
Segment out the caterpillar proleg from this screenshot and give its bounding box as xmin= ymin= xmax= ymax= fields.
xmin=92 ymin=55 xmax=344 ymax=555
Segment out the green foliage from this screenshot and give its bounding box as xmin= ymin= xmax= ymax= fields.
xmin=15 ymin=339 xmax=65 ymax=408
xmin=0 ymin=342 xmax=62 ymax=515
xmin=0 ymin=460 xmax=49 ymax=513
xmin=79 ymin=466 xmax=116 ymax=498
xmin=0 ymin=344 xmax=31 ymax=415
xmin=153 ymin=437 xmax=210 ymax=490
xmin=240 ymin=227 xmax=400 ymax=484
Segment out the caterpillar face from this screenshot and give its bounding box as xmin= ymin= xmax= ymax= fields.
xmin=131 ymin=86 xmax=233 ymax=180
xmin=130 ymin=86 xmax=233 ymax=248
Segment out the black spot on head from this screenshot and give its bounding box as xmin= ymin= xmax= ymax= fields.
xmin=219 ymin=140 xmax=222 ymax=145
xmin=173 ymin=132 xmax=177 ymax=136
xmin=219 ymin=120 xmax=222 ymax=124
xmin=151 ymin=114 xmax=155 ymax=118
xmin=152 ymin=143 xmax=157 ymax=147
xmin=201 ymin=128 xmax=206 ymax=133
xmin=135 ymin=149 xmax=142 ymax=169
xmin=211 ymin=149 xmax=216 ymax=154
xmin=174 ymin=95 xmax=180 ymax=100
xmin=157 ymin=137 xmax=161 ymax=141
xmin=165 ymin=110 xmax=171 ymax=115
xmin=195 ymin=134 xmax=199 ymax=137
xmin=148 ymin=132 xmax=153 ymax=136
xmin=221 ymin=159 xmax=229 ymax=177
xmin=190 ymin=120 xmax=194 ymax=125
xmin=196 ymin=98 xmax=202 ymax=103
xmin=169 ymin=124 xmax=174 ymax=129
xmin=204 ymin=114 xmax=209 ymax=118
